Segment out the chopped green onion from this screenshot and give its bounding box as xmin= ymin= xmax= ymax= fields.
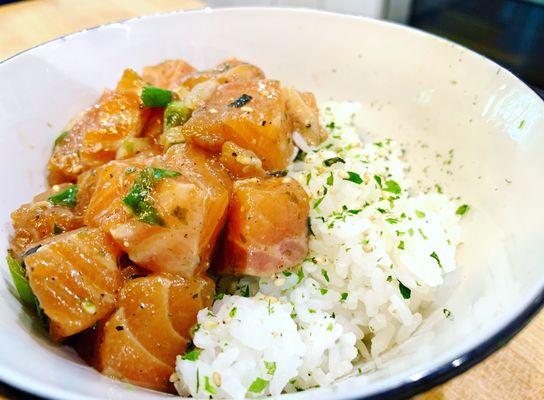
xmin=321 ymin=269 xmax=330 ymax=282
xmin=164 ymin=101 xmax=192 ymax=129
xmin=54 ymin=131 xmax=69 ymax=147
xmin=397 ymin=240 xmax=405 ymax=250
xmin=7 ymin=256 xmax=36 ymax=307
xmin=326 ymin=172 xmax=334 ymax=186
xmin=340 ymin=292 xmax=348 ymax=302
xmin=123 ymin=167 xmax=180 ymax=226
xmin=48 ymin=185 xmax=78 ymax=208
xmin=374 ymin=175 xmax=382 ymax=187
xmin=229 ymin=307 xmax=237 ymax=318
xmin=141 ymin=86 xmax=173 ymax=107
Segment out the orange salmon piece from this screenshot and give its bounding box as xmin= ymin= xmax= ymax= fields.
xmin=94 ymin=274 xmax=213 ymax=392
xmin=10 ymin=185 xmax=84 ymax=260
xmin=48 ymin=69 xmax=149 ymax=184
xmin=219 ymin=141 xmax=266 ymax=179
xmin=25 ymin=228 xmax=122 ymax=341
xmin=181 ymin=80 xmax=293 ymax=170
xmin=85 ymin=144 xmax=231 ymax=276
xmin=217 ymin=176 xmax=309 ymax=277
xmin=142 ymin=60 xmax=196 ymax=91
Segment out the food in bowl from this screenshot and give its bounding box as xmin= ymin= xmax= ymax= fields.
xmin=5 ymin=58 xmax=468 ymax=398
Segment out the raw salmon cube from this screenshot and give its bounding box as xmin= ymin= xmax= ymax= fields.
xmin=94 ymin=273 xmax=213 ymax=392
xmin=216 ymin=176 xmax=309 ymax=277
xmin=181 ymin=80 xmax=294 ymax=170
xmin=142 ymin=60 xmax=196 ymax=91
xmin=25 ymin=228 xmax=122 ymax=340
xmin=48 ymin=69 xmax=149 ymax=184
xmin=10 ymin=184 xmax=84 ymax=260
xmin=219 ymin=141 xmax=266 ymax=179
xmin=84 ymin=144 xmax=231 ymax=276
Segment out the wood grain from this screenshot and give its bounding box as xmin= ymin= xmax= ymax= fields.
xmin=0 ymin=0 xmax=542 ymax=399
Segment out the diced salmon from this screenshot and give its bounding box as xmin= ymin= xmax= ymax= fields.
xmin=142 ymin=60 xmax=196 ymax=91
xmin=220 ymin=141 xmax=266 ymax=179
xmin=216 ymin=176 xmax=309 ymax=277
xmin=94 ymin=273 xmax=213 ymax=392
xmin=25 ymin=228 xmax=122 ymax=341
xmin=283 ymin=88 xmax=328 ymax=146
xmin=182 ymin=80 xmax=293 ymax=170
xmin=85 ymin=144 xmax=231 ymax=276
xmin=10 ymin=185 xmax=84 ymax=260
xmin=181 ymin=59 xmax=264 ymax=90
xmin=48 ymin=69 xmax=149 ymax=184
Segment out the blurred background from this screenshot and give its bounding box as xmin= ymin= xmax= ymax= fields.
xmin=2 ymin=0 xmax=543 ymax=96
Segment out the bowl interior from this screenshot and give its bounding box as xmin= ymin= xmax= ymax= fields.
xmin=0 ymin=8 xmax=543 ymax=400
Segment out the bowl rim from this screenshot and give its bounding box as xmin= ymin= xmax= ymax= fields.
xmin=0 ymin=6 xmax=543 ymax=400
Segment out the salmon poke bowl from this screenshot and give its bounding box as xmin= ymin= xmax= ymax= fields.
xmin=0 ymin=7 xmax=543 ymax=400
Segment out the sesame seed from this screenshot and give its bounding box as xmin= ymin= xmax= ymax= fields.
xmin=212 ymin=372 xmax=222 ymax=387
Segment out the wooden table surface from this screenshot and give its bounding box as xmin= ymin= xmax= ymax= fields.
xmin=0 ymin=1 xmax=542 ymax=399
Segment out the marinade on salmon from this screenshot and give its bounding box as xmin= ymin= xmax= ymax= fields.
xmin=6 ymin=58 xmax=325 ymax=394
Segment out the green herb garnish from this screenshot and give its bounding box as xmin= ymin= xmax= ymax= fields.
xmin=264 ymin=361 xmax=276 ymax=375
xmin=123 ymin=167 xmax=180 ymax=226
xmin=415 ymin=210 xmax=426 ymax=218
xmin=398 ymin=281 xmax=411 ymax=299
xmin=48 ymin=185 xmax=78 ymax=208
xmin=182 ymin=348 xmax=201 ymax=361
xmin=344 ymin=171 xmax=362 ymax=184
xmin=321 ymin=268 xmax=330 ymax=282
xmin=164 ymin=100 xmax=192 ymax=129
xmin=323 ymin=157 xmax=345 ymax=167
xmin=54 ymin=131 xmax=69 ymax=147
xmin=430 ymin=251 xmax=443 ymax=268
xmin=456 ymin=204 xmax=470 ymax=216
xmin=383 ymin=180 xmax=401 ymax=194
xmin=248 ymin=377 xmax=269 ymax=393
xmin=141 ymin=86 xmax=173 ymax=107
xmin=229 ymin=307 xmax=237 ymax=318
xmin=340 ymin=292 xmax=348 ymax=302
xmin=7 ymin=256 xmax=36 ymax=307
xmin=398 ymin=240 xmax=405 ymax=250
xmin=326 ymin=172 xmax=334 ymax=186
xmin=374 ymin=175 xmax=382 ymax=187
xmin=204 ymin=376 xmax=217 ymax=394
xmin=297 ymin=268 xmax=304 ymax=284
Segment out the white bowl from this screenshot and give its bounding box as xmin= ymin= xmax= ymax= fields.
xmin=0 ymin=7 xmax=543 ymax=400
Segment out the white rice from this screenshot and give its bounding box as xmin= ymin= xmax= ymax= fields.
xmin=175 ymin=102 xmax=462 ymax=398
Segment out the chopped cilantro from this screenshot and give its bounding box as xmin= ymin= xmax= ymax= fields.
xmin=248 ymin=377 xmax=269 ymax=393
xmin=456 ymin=204 xmax=470 ymax=216
xmin=340 ymin=292 xmax=348 ymax=302
xmin=386 ymin=275 xmax=393 ymax=283
xmin=386 ymin=217 xmax=399 ymax=224
xmin=214 ymin=292 xmax=225 ymax=301
xmin=320 ymin=288 xmax=328 ymax=295
xmin=398 ymin=240 xmax=405 ymax=250
xmin=373 ymin=175 xmax=382 ymax=187
xmin=48 ymin=185 xmax=78 ymax=208
xmin=415 ymin=210 xmax=426 ymax=218
xmin=398 ymin=281 xmax=411 ymax=299
xmin=282 ymin=271 xmax=292 ymax=277
xmin=326 ymin=121 xmax=336 ymax=130
xmin=344 ymin=171 xmax=363 ymax=184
